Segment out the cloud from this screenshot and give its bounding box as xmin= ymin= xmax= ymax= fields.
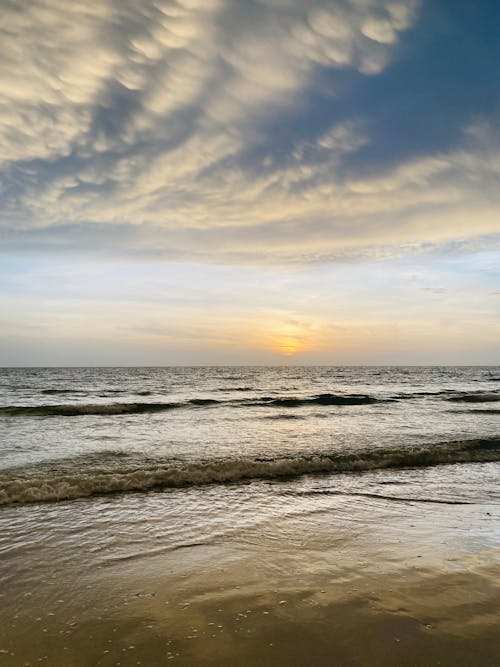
xmin=0 ymin=0 xmax=417 ymax=163
xmin=5 ymin=0 xmax=500 ymax=265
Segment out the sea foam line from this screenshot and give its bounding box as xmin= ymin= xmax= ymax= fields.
xmin=0 ymin=437 xmax=499 ymax=507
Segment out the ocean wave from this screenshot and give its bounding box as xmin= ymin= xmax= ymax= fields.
xmin=41 ymin=389 xmax=80 ymax=395
xmin=41 ymin=388 xmax=153 ymax=397
xmin=0 ymin=402 xmax=184 ymax=416
xmin=0 ymin=393 xmax=387 ymax=417
xmin=252 ymin=393 xmax=384 ymax=407
xmin=2 ymin=390 xmax=498 ymax=418
xmin=215 ymin=386 xmax=254 ymax=392
xmin=450 ymin=408 xmax=500 ymax=415
xmin=188 ymin=398 xmax=221 ymax=406
xmin=1 ymin=437 xmax=499 ymax=507
xmin=390 ymin=390 xmax=455 ymax=399
xmin=447 ymin=393 xmax=500 ymax=403
xmin=262 ymin=414 xmax=306 ymax=420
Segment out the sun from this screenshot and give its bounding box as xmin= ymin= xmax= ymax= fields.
xmin=273 ymin=337 xmax=307 ymax=356
xmin=254 ymin=318 xmax=323 ymax=357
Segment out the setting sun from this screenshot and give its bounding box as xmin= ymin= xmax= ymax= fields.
xmin=250 ymin=317 xmax=328 ymax=358
xmin=272 ymin=337 xmax=309 ymax=356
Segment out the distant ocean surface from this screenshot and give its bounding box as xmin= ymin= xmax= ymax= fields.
xmin=1 ymin=366 xmax=500 ymax=506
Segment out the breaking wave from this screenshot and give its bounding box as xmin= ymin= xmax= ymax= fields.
xmin=1 ymin=437 xmax=499 ymax=507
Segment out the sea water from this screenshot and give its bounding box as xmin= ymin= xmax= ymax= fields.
xmin=1 ymin=366 xmax=500 ymax=504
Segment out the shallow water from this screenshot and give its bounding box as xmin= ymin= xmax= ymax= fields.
xmin=1 ymin=366 xmax=500 ymax=504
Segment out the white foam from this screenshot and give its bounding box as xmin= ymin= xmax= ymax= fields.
xmin=1 ymin=437 xmax=499 ymax=507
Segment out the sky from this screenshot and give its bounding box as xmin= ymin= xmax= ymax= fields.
xmin=1 ymin=0 xmax=500 ymax=365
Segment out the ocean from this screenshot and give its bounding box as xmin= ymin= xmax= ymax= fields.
xmin=1 ymin=366 xmax=499 ymax=666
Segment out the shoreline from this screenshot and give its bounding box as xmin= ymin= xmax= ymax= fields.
xmin=1 ymin=470 xmax=499 ymax=666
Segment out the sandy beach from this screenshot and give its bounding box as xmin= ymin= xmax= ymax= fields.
xmin=5 ymin=562 xmax=498 ymax=667
xmin=1 ymin=464 xmax=499 ymax=666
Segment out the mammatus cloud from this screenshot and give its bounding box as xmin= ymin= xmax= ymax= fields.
xmin=2 ymin=0 xmax=499 ymax=263
xmin=0 ymin=0 xmax=418 ymax=159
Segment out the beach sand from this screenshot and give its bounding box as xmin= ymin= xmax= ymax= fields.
xmin=2 ymin=548 xmax=499 ymax=666
xmin=1 ymin=476 xmax=499 ymax=666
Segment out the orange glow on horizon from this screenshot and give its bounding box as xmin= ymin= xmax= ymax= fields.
xmin=272 ymin=337 xmax=310 ymax=356
xmin=250 ymin=317 xmax=329 ymax=357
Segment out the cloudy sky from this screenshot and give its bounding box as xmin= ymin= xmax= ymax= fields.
xmin=1 ymin=0 xmax=499 ymax=365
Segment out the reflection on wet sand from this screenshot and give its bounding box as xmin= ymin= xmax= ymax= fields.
xmin=1 ymin=467 xmax=499 ymax=666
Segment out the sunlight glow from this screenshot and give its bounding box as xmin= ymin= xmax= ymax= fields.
xmin=272 ymin=337 xmax=309 ymax=356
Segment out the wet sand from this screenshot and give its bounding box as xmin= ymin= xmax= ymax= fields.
xmin=1 ymin=472 xmax=499 ymax=666
xmin=2 ymin=550 xmax=499 ymax=666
